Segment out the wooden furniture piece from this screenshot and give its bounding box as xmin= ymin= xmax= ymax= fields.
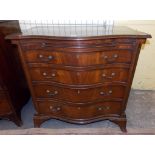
xmin=0 ymin=21 xmax=30 ymax=126
xmin=7 ymin=25 xmax=151 ymax=132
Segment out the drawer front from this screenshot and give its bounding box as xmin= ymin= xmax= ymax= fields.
xmin=37 ymin=100 xmax=122 ymax=118
xmin=24 ymin=50 xmax=133 ymax=66
xmin=0 ymin=93 xmax=11 ymax=115
xmin=29 ymin=67 xmax=129 ymax=84
xmin=21 ymin=39 xmax=134 ymax=50
xmin=33 ymin=84 xmax=126 ymax=102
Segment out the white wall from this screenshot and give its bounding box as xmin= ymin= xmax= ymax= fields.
xmin=115 ymin=20 xmax=155 ymax=90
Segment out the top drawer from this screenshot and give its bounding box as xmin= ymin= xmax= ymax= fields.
xmin=20 ymin=38 xmax=135 ymax=50
xmin=24 ymin=50 xmax=133 ymax=66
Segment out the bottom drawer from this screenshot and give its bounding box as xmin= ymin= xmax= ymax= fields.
xmin=0 ymin=93 xmax=11 ymax=115
xmin=37 ymin=100 xmax=122 ymax=119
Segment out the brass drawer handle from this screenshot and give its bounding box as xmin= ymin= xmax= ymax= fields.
xmin=46 ymin=89 xmax=50 ymax=93
xmin=42 ymin=72 xmax=56 ymax=78
xmin=113 ymin=54 xmax=118 ymax=58
xmin=104 ymin=54 xmax=119 ymax=63
xmin=51 ymin=73 xmax=56 ymax=77
xmin=100 ymin=91 xmax=105 ymax=95
xmin=56 ymin=107 xmax=61 ymax=111
xmin=46 ymin=90 xmax=58 ymax=96
xmin=49 ymin=106 xmax=61 ymax=112
xmin=43 ymin=72 xmax=47 ymax=76
xmin=111 ymin=72 xmax=116 ymax=76
xmin=97 ymin=106 xmax=110 ymax=111
xmin=108 ymin=90 xmax=113 ymax=94
xmin=38 ymin=54 xmax=54 ymax=61
xmin=50 ymin=106 xmax=53 ymax=110
xmin=98 ymin=107 xmax=103 ymax=111
xmin=39 ymin=54 xmax=43 ymax=58
xmin=102 ymin=72 xmax=116 ymax=79
xmin=48 ymin=55 xmax=53 ymax=60
xmin=100 ymin=90 xmax=112 ymax=96
xmin=106 ymin=106 xmax=110 ymax=110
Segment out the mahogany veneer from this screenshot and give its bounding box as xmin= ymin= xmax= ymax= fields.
xmin=6 ymin=26 xmax=151 ymax=132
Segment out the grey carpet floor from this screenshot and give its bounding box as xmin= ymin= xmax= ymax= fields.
xmin=0 ymin=89 xmax=155 ymax=134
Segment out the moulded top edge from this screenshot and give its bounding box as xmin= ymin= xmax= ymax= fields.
xmin=5 ymin=26 xmax=152 ymax=40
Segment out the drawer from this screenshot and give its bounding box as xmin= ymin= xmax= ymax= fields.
xmin=33 ymin=84 xmax=126 ymax=102
xmin=21 ymin=38 xmax=134 ymax=50
xmin=37 ymin=100 xmax=122 ymax=118
xmin=24 ymin=50 xmax=133 ymax=66
xmin=0 ymin=93 xmax=11 ymax=115
xmin=29 ymin=67 xmax=130 ymax=84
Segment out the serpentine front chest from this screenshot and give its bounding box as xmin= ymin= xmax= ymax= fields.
xmin=7 ymin=26 xmax=151 ymax=132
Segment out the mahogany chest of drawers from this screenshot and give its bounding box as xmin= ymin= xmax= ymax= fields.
xmin=0 ymin=21 xmax=30 ymax=126
xmin=7 ymin=26 xmax=151 ymax=131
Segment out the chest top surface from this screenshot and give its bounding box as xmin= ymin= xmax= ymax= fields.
xmin=6 ymin=26 xmax=151 ymax=40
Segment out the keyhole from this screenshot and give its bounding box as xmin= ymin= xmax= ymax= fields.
xmin=76 ymin=55 xmax=80 ymax=59
xmin=77 ymin=90 xmax=80 ymax=94
xmin=77 ymin=72 xmax=80 ymax=76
